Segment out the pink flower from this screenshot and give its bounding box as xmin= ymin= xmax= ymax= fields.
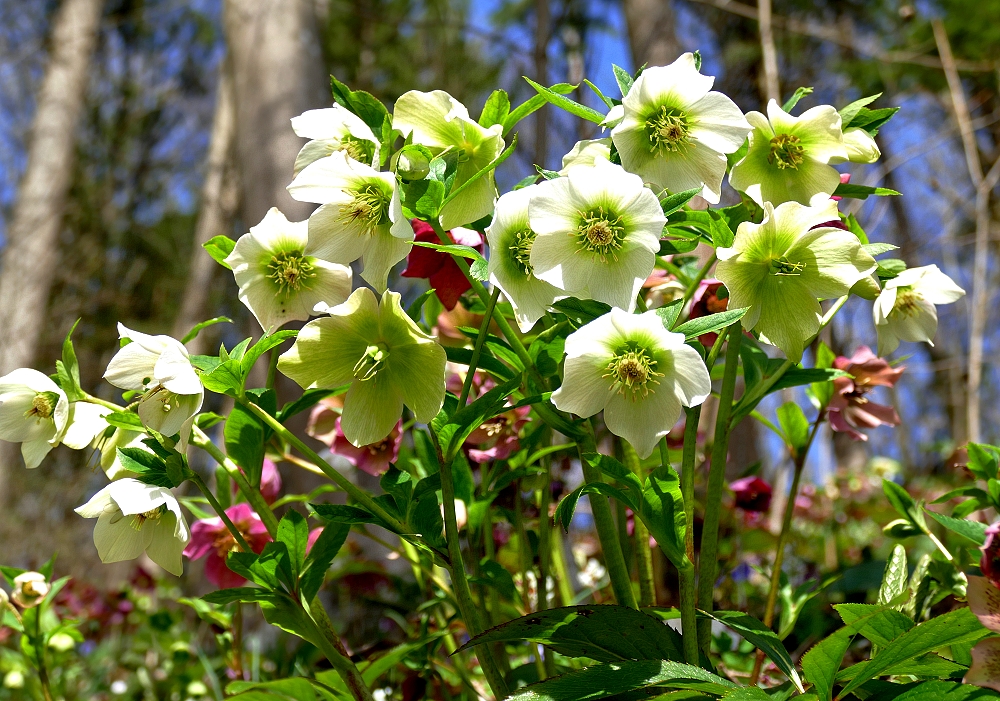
xmin=982 ymin=522 xmax=1000 ymax=589
xmin=965 ymin=576 xmax=1000 ymax=691
xmin=828 ymin=346 xmax=903 ymax=441
xmin=688 ymin=279 xmax=728 ymax=346
xmin=729 ymin=476 xmax=772 ymax=512
xmin=830 ymin=172 xmax=851 ymax=202
xmin=307 ymin=400 xmax=401 ymax=476
xmin=401 ymin=220 xmax=483 ymax=310
xmin=466 ymin=405 xmax=529 ymax=462
xmin=184 ymin=503 xmax=272 ymax=588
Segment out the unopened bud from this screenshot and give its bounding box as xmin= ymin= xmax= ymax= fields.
xmin=0 ymin=588 xmax=8 ymax=608
xmin=11 ymin=572 xmax=48 ymax=609
xmin=395 ymin=145 xmax=431 ymax=181
xmin=3 ymin=670 xmax=24 ymax=689
xmin=851 ymin=274 xmax=881 ymax=301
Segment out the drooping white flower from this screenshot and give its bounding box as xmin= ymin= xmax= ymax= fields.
xmin=225 ymin=207 xmax=352 ymax=332
xmin=729 ymin=100 xmax=848 ymax=207
xmin=287 ymin=151 xmax=413 ymax=292
xmin=558 ymin=138 xmax=612 ymax=175
xmin=10 ymin=572 xmax=48 ymax=609
xmin=392 ymin=90 xmax=505 ymax=229
xmin=551 ymin=308 xmax=711 ymax=458
xmin=831 ymin=128 xmax=881 ymax=164
xmin=611 ymin=53 xmax=751 ymax=203
xmin=104 ymin=325 xmax=204 ymax=438
xmin=75 ymin=478 xmax=189 ymax=576
xmin=291 ymin=104 xmax=381 ymax=174
xmin=873 ymin=264 xmax=965 ymax=356
xmin=485 ymin=186 xmax=563 ymax=332
xmin=715 ymin=200 xmax=876 ymax=362
xmin=528 ymin=160 xmax=665 ymax=312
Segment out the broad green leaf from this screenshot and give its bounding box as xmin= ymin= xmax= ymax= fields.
xmin=862 ymin=680 xmax=998 ymax=701
xmin=202 ymin=588 xmax=277 ymax=605
xmin=432 ymin=374 xmax=523 ymax=461
xmin=479 ymin=88 xmax=510 ymax=128
xmin=277 ymin=388 xmax=340 ymax=423
xmin=584 ymin=79 xmax=614 ymax=109
xmin=833 ymin=183 xmax=900 ymax=199
xmin=552 ymin=298 xmax=613 ymax=326
xmin=117 ymin=447 xmax=174 ymax=488
xmin=225 ymin=403 xmax=266 ymax=486
xmin=582 ymin=453 xmax=644 ymax=498
xmin=612 ymin=64 xmax=634 ymax=98
xmin=59 ymin=319 xmax=83 ymax=401
xmin=182 ymin=317 xmax=231 ymax=345
xmin=640 ymin=465 xmax=688 ymax=570
xmin=835 ymin=653 xmax=966 ymax=683
xmin=839 ymin=93 xmax=882 ymax=126
xmin=656 ymin=300 xmax=684 ymax=330
xmin=721 ymin=689 xmax=771 ymax=700
xmin=276 ymin=510 xmax=310 ymax=580
xmin=330 ymin=75 xmax=389 ymax=134
xmin=524 ymin=77 xmax=607 ymax=124
xmin=241 ymin=330 xmax=297 ymax=379
xmin=440 ymin=134 xmax=519 ymax=214
xmin=504 ymin=660 xmax=737 ymax=701
xmin=925 ymin=509 xmax=988 ymax=545
xmin=458 ymin=605 xmax=684 ymax=663
xmin=299 ymin=523 xmax=349 ymax=602
xmin=883 ymin=479 xmax=926 ymax=532
xmin=672 ymin=308 xmax=749 ymax=343
xmin=555 ymin=482 xmax=638 ymax=532
xmin=703 ymin=610 xmax=803 ymax=693
xmin=834 ymin=604 xmax=914 ymax=647
xmin=659 ymin=238 xmax=700 ymax=255
xmin=200 ymin=359 xmax=244 ymax=396
xmin=862 ymin=243 xmax=899 ymax=257
xmin=503 ymin=82 xmax=575 ymax=134
xmin=966 ymin=443 xmax=1000 ymax=481
xmin=660 ymin=188 xmax=702 ymax=217
xmin=776 ymin=402 xmax=810 ymax=454
xmin=311 ymin=504 xmax=382 ymax=526
xmin=203 ymin=235 xmax=236 ymax=269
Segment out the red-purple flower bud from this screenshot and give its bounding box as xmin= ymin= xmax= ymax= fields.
xmin=730 ymin=476 xmax=772 ymax=512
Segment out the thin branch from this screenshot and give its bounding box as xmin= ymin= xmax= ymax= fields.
xmin=758 ymin=0 xmax=780 ymax=103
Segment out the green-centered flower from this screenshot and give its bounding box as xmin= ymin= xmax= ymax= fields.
xmin=528 ymin=160 xmax=665 ymax=312
xmin=225 ymin=207 xmax=352 ymax=331
xmin=278 ymin=287 xmax=446 ymax=447
xmin=75 ymin=478 xmax=189 ymax=576
xmin=486 ymin=186 xmax=564 ymax=332
xmin=729 ymin=100 xmax=848 ymax=207
xmin=551 ymin=308 xmax=711 ymax=458
xmin=873 ymin=264 xmax=965 ymax=356
xmin=287 ymin=151 xmax=413 ymax=292
xmin=291 ymin=104 xmax=380 ymax=174
xmin=392 ymin=90 xmax=505 ymax=229
xmin=716 ymin=200 xmax=876 ymax=361
xmin=611 ymin=53 xmax=751 ymax=204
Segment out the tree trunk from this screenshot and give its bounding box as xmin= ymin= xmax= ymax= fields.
xmin=223 ymin=0 xmax=327 ymax=227
xmin=0 ymin=0 xmax=103 ymax=489
xmin=622 ymin=0 xmax=679 ymax=67
xmin=171 ymin=68 xmax=239 ymax=355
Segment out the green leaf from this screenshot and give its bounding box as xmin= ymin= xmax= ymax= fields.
xmin=200 ymin=359 xmax=244 ymax=396
xmin=551 ymin=298 xmax=612 ymax=326
xmin=833 ymin=183 xmax=901 ymax=200
xmin=703 ymin=610 xmax=803 ymax=693
xmin=277 ymin=388 xmax=340 ymax=423
xmin=203 ymin=235 xmax=236 ymax=269
xmin=202 ymin=588 xmax=276 ymax=605
xmin=503 ymin=82 xmax=575 ymax=134
xmin=258 ymin=592 xmax=325 ymax=649
xmin=878 ymin=545 xmax=908 ymax=606
xmin=707 ymin=210 xmax=735 ymax=248
xmin=722 ymin=688 xmax=771 ymax=700
xmin=658 ymin=238 xmax=700 ymax=255
xmin=672 ymin=308 xmax=748 ymax=343
xmin=299 ymin=522 xmax=349 ymax=602
xmin=834 ymin=604 xmax=914 ymax=647
xmin=59 ymin=319 xmax=83 ymax=401
xmin=839 ymin=93 xmax=882 ymax=126
xmin=182 ymin=317 xmax=232 ymax=345
xmin=276 ymin=510 xmax=310 ymax=580
xmin=241 ymin=330 xmax=297 ymax=380
xmin=838 ymin=607 xmax=988 ymax=698
xmin=443 ymin=345 xmax=516 ymax=380
xmin=400 ymin=178 xmax=446 ymax=219
xmin=311 ymin=504 xmax=382 ymax=526
xmin=459 ymin=604 xmax=684 ymax=662
xmin=863 ymin=680 xmax=998 ymax=701
xmin=504 ymin=660 xmax=737 ymax=700
xmin=105 ymin=410 xmax=144 ymax=431
xmin=584 ymin=79 xmax=615 ymax=109
xmin=925 ymin=509 xmax=988 ymax=545
xmin=117 ymin=447 xmax=175 ymax=488
xmin=555 ymin=482 xmax=637 ymax=532
xmin=967 ymin=443 xmax=1000 ymax=481
xmin=862 ymin=243 xmax=899 ymax=257
xmin=330 ymin=75 xmax=389 ymax=134
xmin=776 ymin=402 xmax=810 ymax=453
xmin=656 ymin=300 xmax=685 ymax=330
xmin=225 ymin=403 xmax=266 ymax=486
xmin=479 ymin=89 xmax=510 ymax=128
xmin=876 ymin=258 xmax=907 ymax=280
xmin=524 ymin=77 xmax=607 ymax=124
xmin=836 ymin=653 xmax=966 ymax=683
xmin=639 ymin=465 xmax=688 ymax=570
xmin=883 ymin=479 xmax=926 ymax=532
xmin=782 ymin=86 xmax=813 ymax=112
xmin=583 ymin=453 xmax=644 ymax=499
xmin=433 ymin=373 xmax=523 ymax=462
xmin=612 ymin=64 xmax=634 ymax=98
xmin=441 ymin=134 xmax=518 ymax=214
xmin=660 ymin=188 xmax=702 ymax=217
xmin=846 ymin=105 xmax=899 ymax=136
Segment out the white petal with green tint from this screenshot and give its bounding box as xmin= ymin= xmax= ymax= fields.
xmin=873 ymin=264 xmax=964 ymax=355
xmin=486 ymin=187 xmax=563 ymax=331
xmin=832 ymin=127 xmax=880 ymax=164
xmin=61 ymin=402 xmax=110 ymax=450
xmin=291 ymin=105 xmax=380 ymax=173
xmin=559 ymin=139 xmax=612 ymax=174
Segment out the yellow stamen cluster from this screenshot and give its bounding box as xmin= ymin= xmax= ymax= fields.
xmin=604 ymin=348 xmax=663 ymax=400
xmin=267 ymin=250 xmax=316 ymax=297
xmin=576 ymin=207 xmax=626 ymax=262
xmin=646 ymin=105 xmax=690 ymax=154
xmin=767 ymin=133 xmax=805 ymax=170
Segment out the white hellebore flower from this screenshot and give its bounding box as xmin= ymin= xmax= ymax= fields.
xmin=729 ymin=100 xmax=848 ymax=207
xmin=75 ymin=478 xmax=189 ymax=576
xmin=612 ymin=53 xmax=751 ymax=204
xmin=874 ymin=264 xmax=965 ymax=356
xmin=0 ymin=369 xmax=107 ymax=468
xmin=225 ymin=207 xmax=352 ymax=331
xmin=392 ymin=90 xmax=505 ymax=229
xmin=104 ymin=325 xmax=204 ymax=438
xmin=558 ymin=138 xmax=612 ymax=175
xmin=552 ymin=309 xmax=711 ymax=458
xmin=831 ymin=128 xmax=881 ymax=165
xmin=288 ymin=151 xmax=413 ymax=292
xmin=486 ymin=186 xmax=563 ymax=332
xmin=291 ymin=104 xmax=381 ymax=174
xmin=528 ymin=160 xmax=665 ymax=312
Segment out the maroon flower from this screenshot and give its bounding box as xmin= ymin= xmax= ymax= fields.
xmin=688 ymin=279 xmax=729 ymax=346
xmin=401 ymin=219 xmax=483 ymax=310
xmin=730 ymin=476 xmax=772 ymax=512
xmin=981 ymin=522 xmax=1000 ymax=588
xmin=828 ymin=346 xmax=903 ymax=441
xmin=466 ymin=405 xmax=530 ymax=462
xmin=307 ymin=399 xmax=402 ymax=476
xmin=184 ymin=503 xmax=272 ymax=588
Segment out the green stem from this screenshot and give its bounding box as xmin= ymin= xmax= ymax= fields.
xmin=537 ymin=459 xmax=557 ymax=677
xmin=436 ymin=444 xmax=509 ymax=698
xmin=677 ymin=405 xmax=702 ymax=665
xmin=696 ymin=324 xmax=743 ymax=652
xmin=551 ymin=527 xmax=575 ymax=607
xmin=622 ymin=441 xmax=655 ymax=607
xmin=460 ymin=286 xmax=501 ymax=406
xmin=306 ymin=601 xmax=375 ymax=701
xmin=749 ymin=411 xmax=824 ymax=685
xmin=672 ymin=253 xmax=717 ymax=329
xmin=191 ymin=426 xmax=279 ymax=537
xmin=580 ymin=433 xmax=638 ymax=609
xmin=34 ymin=606 xmax=53 ymax=701
xmin=189 ymin=471 xmax=252 ymax=552
xmin=240 ymin=400 xmax=408 ymax=537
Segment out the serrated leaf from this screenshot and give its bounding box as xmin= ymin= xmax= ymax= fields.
xmin=660 ymin=188 xmax=702 ymax=217
xmin=612 ymin=64 xmax=634 ymax=98
xmin=835 ymin=604 xmax=914 ymax=647
xmin=839 ymin=93 xmax=882 ymax=126
xmin=863 ymin=680 xmax=997 ymax=701
xmin=299 ymin=522 xmax=349 ymax=602
xmin=311 ymin=504 xmax=381 ymax=525
xmin=479 ymin=89 xmax=510 ymax=128
xmin=117 ymin=447 xmax=174 ymax=487
xmin=925 ymin=509 xmax=988 ymax=545
xmin=878 ymin=545 xmax=908 ymax=606
xmin=276 ymin=510 xmax=310 ymax=580
xmin=862 ymin=243 xmax=899 ymax=257
xmin=202 ymin=588 xmax=276 ymax=605
xmin=656 ymin=299 xmax=684 ymax=330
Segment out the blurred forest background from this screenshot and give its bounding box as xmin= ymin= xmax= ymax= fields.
xmin=0 ymin=0 xmax=997 ymax=580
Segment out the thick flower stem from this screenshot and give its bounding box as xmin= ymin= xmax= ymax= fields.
xmin=34 ymin=610 xmax=53 ymax=701
xmin=580 ymin=433 xmax=639 ymax=609
xmin=308 ymin=600 xmax=376 ymax=701
xmin=436 ymin=443 xmax=510 ymax=699
xmin=240 ymin=400 xmax=408 ymax=536
xmin=622 ymin=441 xmax=655 ymax=607
xmin=188 ymin=471 xmax=253 ymax=552
xmin=749 ymin=411 xmax=824 ymax=685
xmin=191 ymin=426 xmax=279 ymax=537
xmin=676 ymin=405 xmax=703 ymax=665
xmin=460 ymin=285 xmax=502 ymax=406
xmin=696 ymin=324 xmax=743 ymax=652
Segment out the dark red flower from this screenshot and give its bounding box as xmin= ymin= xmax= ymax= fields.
xmin=828 ymin=346 xmax=903 ymax=441
xmin=730 ymin=476 xmax=772 ymax=512
xmin=401 ymin=219 xmax=483 ymax=310
xmin=688 ymin=279 xmax=729 ymax=346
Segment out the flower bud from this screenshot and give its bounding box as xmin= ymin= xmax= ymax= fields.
xmin=47 ymin=632 xmax=77 ymax=652
xmin=394 ymin=144 xmax=432 ymax=181
xmin=11 ymin=572 xmax=48 ymax=609
xmin=0 ymin=588 xmax=8 ymax=608
xmin=850 ymin=274 xmax=881 ymax=301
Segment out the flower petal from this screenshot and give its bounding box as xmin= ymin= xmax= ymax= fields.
xmin=341 ymin=373 xmax=404 ymax=447
xmin=392 ymin=90 xmax=471 ymax=150
xmin=604 ymin=381 xmax=683 ymax=459
xmin=61 ymin=402 xmax=110 ymax=450
xmin=93 ymin=509 xmax=152 ymax=563
xmin=146 ymin=511 xmax=187 ymax=576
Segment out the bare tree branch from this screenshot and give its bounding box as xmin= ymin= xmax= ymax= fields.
xmin=758 ymin=0 xmax=780 ymax=103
